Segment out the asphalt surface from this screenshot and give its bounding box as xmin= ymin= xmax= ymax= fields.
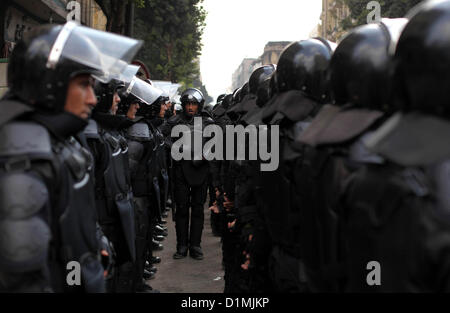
xmin=148 ymin=202 xmax=225 ymax=293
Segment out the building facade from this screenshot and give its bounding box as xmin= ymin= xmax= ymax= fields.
xmin=231 ymin=41 xmax=291 ymax=91
xmin=231 ymin=58 xmax=261 ymax=92
xmin=260 ymin=41 xmax=291 ymax=65
xmin=0 ymin=0 xmax=106 ymax=96
xmin=320 ymin=0 xmax=351 ymax=42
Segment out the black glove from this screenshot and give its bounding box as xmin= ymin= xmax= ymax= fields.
xmin=96 ymin=227 xmax=116 ymax=280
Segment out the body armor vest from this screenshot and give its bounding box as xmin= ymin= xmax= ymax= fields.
xmin=85 ymin=119 xmax=136 ymax=262
xmin=126 ymin=122 xmax=154 ymax=198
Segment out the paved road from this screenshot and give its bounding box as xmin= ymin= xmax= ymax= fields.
xmin=148 ymin=203 xmax=225 ymax=293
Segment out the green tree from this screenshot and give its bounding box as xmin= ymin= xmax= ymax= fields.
xmin=342 ymin=0 xmax=423 ymax=30
xmin=133 ymin=0 xmax=206 ymax=86
xmin=94 ymin=0 xmax=145 ymax=34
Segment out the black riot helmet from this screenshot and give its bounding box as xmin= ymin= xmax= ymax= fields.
xmin=148 ymin=94 xmax=170 ymax=118
xmin=240 ymin=82 xmax=250 ymax=100
xmin=217 ymin=94 xmax=227 ymax=104
xmin=180 ymin=88 xmax=205 ymax=111
xmin=392 ymin=0 xmax=450 ymax=118
xmin=330 ymin=18 xmax=408 ymax=111
xmin=269 ymin=71 xmax=278 ymax=97
xmin=117 ymin=76 xmax=162 ymax=116
xmin=249 ymin=65 xmax=276 ymax=95
xmin=7 ymin=21 xmax=142 ymax=112
xmin=256 ymin=77 xmax=272 ymax=108
xmin=94 ymin=64 xmax=139 ymax=113
xmin=232 ymin=87 xmax=242 ymax=104
xmin=276 ymin=38 xmax=333 ymax=102
xmin=221 ymin=94 xmax=233 ymax=109
xmin=93 ymin=79 xmax=124 ymax=113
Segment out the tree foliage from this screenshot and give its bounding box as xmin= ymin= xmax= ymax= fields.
xmin=96 ymin=0 xmax=211 ymax=102
xmin=342 ymin=0 xmax=423 ymax=29
xmin=94 ymin=0 xmax=145 ymax=33
xmin=133 ymin=0 xmax=206 ymax=86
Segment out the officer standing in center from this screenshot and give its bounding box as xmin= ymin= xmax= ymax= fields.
xmin=161 ymin=88 xmax=215 ymax=260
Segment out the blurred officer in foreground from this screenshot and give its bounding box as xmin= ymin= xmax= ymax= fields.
xmin=0 ymin=21 xmax=142 ymax=292
xmin=335 ymin=0 xmax=450 ymax=292
xmin=259 ymin=38 xmax=334 ymax=292
xmin=297 ymin=19 xmax=407 ymax=291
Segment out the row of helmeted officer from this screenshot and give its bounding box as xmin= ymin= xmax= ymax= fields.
xmin=0 ymin=21 xmax=189 ymax=292
xmin=209 ymin=0 xmax=450 ymax=292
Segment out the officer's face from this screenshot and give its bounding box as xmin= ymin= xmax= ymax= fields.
xmin=111 ymin=92 xmax=120 ymax=115
xmin=185 ymin=102 xmax=199 ymax=116
xmin=127 ymin=102 xmax=140 ymax=119
xmin=64 ymin=74 xmax=97 ymax=120
xmin=159 ymin=103 xmax=167 ymax=117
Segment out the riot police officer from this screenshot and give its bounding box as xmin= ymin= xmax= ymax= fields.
xmin=0 ymin=22 xmax=142 ymax=292
xmin=259 ymin=38 xmax=334 ymax=292
xmin=334 ymin=1 xmax=450 ymax=292
xmin=84 ymin=64 xmax=140 ymax=292
xmin=134 ymin=89 xmax=171 ymax=279
xmin=296 ymin=20 xmax=407 ymax=291
xmin=161 ymin=88 xmax=214 ymax=260
xmin=118 ymin=76 xmax=163 ymax=292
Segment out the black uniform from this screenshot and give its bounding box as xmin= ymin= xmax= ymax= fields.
xmin=0 ymin=22 xmax=141 ymax=293
xmin=118 ymin=76 xmax=164 ymax=292
xmin=337 ymin=2 xmax=450 ymax=292
xmin=85 ymin=112 xmax=136 ymax=292
xmin=125 ymin=118 xmax=154 ymax=290
xmin=161 ymin=88 xmax=214 ymax=258
xmin=259 ymin=39 xmax=333 ymax=293
xmin=0 ymin=97 xmax=105 ymax=292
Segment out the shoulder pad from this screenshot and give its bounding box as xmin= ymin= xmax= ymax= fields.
xmin=366 ymin=113 xmax=450 ymax=166
xmin=298 ymin=106 xmax=383 ymax=147
xmin=168 ymin=114 xmax=183 ymax=125
xmin=348 ymin=132 xmax=385 ymax=165
xmin=0 ymin=217 xmax=51 ymax=272
xmin=103 ymin=131 xmax=120 ymax=150
xmin=201 ymin=110 xmax=213 ymax=119
xmin=0 ymin=173 xmax=49 ymax=220
xmin=263 ymin=90 xmax=317 ymax=124
xmin=84 ymin=119 xmax=100 ymax=139
xmin=203 ymin=117 xmax=215 ymax=125
xmin=127 ymin=122 xmax=150 ymax=140
xmin=0 ymin=122 xmax=52 ymax=157
xmin=0 ymin=99 xmax=33 ymax=127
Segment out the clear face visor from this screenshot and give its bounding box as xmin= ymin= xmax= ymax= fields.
xmin=46 ymin=21 xmax=143 ymax=83
xmin=161 ymin=92 xmax=171 ymax=104
xmin=118 ymin=64 xmax=140 ymax=84
xmin=124 ymin=76 xmax=163 ymax=105
xmin=108 ymin=63 xmax=140 ymax=87
xmin=182 ymin=90 xmax=203 ymax=104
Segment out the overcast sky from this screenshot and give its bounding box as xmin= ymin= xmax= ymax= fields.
xmin=200 ymin=0 xmax=322 ymax=101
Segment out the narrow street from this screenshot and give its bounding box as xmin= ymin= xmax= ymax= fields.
xmin=149 ymin=203 xmax=225 ymax=293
